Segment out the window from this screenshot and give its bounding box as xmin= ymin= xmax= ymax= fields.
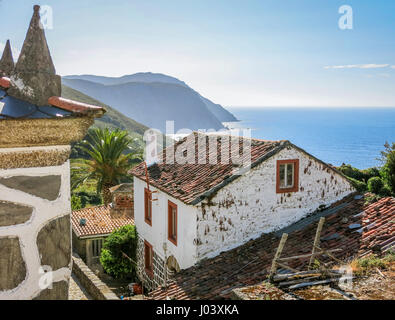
xmin=144 ymin=240 xmax=153 ymax=278
xmin=144 ymin=188 xmax=152 ymax=225
xmin=276 ymin=159 xmax=299 ymax=193
xmin=168 ymin=201 xmax=178 ymax=246
xmin=91 ymin=238 xmax=103 ymax=258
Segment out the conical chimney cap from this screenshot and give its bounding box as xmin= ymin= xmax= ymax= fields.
xmin=8 ymin=5 xmax=61 ymax=106
xmin=14 ymin=5 xmax=56 ymax=74
xmin=0 ymin=40 xmax=15 ymax=77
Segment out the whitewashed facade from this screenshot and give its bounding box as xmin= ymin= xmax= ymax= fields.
xmin=133 ymin=143 xmax=354 ymax=289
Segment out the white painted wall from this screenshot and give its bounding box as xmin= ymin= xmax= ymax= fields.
xmin=196 ymin=146 xmax=354 ymax=260
xmin=134 ymin=177 xmax=198 ymax=270
xmin=0 ymin=151 xmax=72 ymax=300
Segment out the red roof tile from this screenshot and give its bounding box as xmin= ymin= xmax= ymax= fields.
xmin=71 ymin=205 xmax=134 ymax=238
xmin=0 ymin=77 xmax=10 ymax=89
xmin=48 ymin=96 xmax=105 ymax=117
xmin=149 ymin=195 xmax=395 ymax=300
xmin=130 ymin=132 xmax=287 ymax=204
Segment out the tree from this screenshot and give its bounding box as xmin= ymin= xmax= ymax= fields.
xmin=367 ymin=177 xmax=383 ymax=194
xmin=71 ymin=128 xmax=135 ymax=205
xmin=100 ymin=225 xmax=138 ymax=279
xmin=380 ymin=142 xmax=395 ymax=194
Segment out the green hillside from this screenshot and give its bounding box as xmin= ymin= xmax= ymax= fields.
xmin=62 ymin=84 xmax=149 ymax=138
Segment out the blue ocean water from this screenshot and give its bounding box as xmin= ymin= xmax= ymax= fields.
xmin=226 ymin=107 xmax=395 ymax=169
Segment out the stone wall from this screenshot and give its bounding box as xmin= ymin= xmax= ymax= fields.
xmin=0 ymin=145 xmax=72 ymax=299
xmin=71 ymin=253 xmax=118 ymax=300
xmin=196 ymin=146 xmax=354 ymax=260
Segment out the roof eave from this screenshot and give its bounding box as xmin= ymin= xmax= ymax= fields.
xmin=48 ymin=96 xmax=106 ymax=118
xmin=0 ymin=77 xmax=11 ymax=89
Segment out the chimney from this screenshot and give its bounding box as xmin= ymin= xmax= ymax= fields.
xmin=0 ymin=5 xmax=105 ymax=300
xmin=0 ymin=40 xmax=15 ymax=77
xmin=109 ymin=184 xmax=134 ymax=219
xmin=7 ymin=5 xmax=61 ymax=106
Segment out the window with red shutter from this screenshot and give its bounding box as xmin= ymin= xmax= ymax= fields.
xmin=276 ymin=159 xmax=299 ymax=193
xmin=144 ymin=188 xmax=152 ymax=226
xmin=144 ymin=240 xmax=153 ymax=278
xmin=168 ymin=201 xmax=177 ymax=246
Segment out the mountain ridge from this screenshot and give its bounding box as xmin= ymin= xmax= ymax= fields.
xmin=63 ymin=72 xmax=238 ymax=132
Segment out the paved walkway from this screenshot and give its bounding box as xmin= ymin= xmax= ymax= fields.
xmin=68 ymin=273 xmax=92 ymax=300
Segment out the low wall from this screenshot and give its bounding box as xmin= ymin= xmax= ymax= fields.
xmin=72 ymin=253 xmax=119 ymax=300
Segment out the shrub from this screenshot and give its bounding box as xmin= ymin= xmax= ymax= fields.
xmin=380 ymin=142 xmax=395 ymax=194
xmin=361 ymin=167 xmax=380 ymax=181
xmin=71 ymin=195 xmax=82 ymax=211
xmin=379 ymin=185 xmax=392 ymax=197
xmin=100 ymin=225 xmax=138 ymax=279
xmin=367 ymin=177 xmax=384 ymax=194
xmin=347 ymin=177 xmax=367 ymax=192
xmin=338 ymin=164 xmax=365 ymax=181
xmin=71 ymin=191 xmax=102 ymax=209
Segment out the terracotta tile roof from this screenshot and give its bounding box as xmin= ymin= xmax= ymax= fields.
xmin=48 ymin=96 xmax=105 ymax=117
xmin=130 ymin=132 xmax=287 ymax=204
xmin=150 ymin=195 xmax=395 ymax=300
xmin=0 ymin=77 xmax=10 ymax=89
xmin=71 ymin=205 xmax=134 ymax=238
xmin=109 ymin=183 xmax=133 ymax=193
xmin=0 ymin=83 xmax=105 ymax=120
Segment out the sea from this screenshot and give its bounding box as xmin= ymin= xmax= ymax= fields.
xmin=224 ymin=107 xmax=395 ymax=169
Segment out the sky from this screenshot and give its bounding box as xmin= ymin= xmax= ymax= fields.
xmin=0 ymin=0 xmax=394 ymax=107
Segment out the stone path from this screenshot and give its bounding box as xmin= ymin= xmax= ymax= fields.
xmin=68 ymin=273 xmax=92 ymax=300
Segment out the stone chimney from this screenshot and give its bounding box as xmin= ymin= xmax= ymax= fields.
xmin=0 ymin=40 xmax=14 ymax=77
xmin=7 ymin=5 xmax=61 ymax=106
xmin=109 ymin=184 xmax=134 ymax=219
xmin=0 ymin=5 xmax=105 ymax=300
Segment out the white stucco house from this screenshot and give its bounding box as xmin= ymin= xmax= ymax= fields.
xmin=129 ymin=132 xmax=354 ymax=289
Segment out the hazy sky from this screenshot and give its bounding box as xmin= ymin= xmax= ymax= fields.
xmin=1 ymin=0 xmax=394 ymax=107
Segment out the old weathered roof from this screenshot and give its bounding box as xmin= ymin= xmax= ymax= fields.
xmin=130 ymin=132 xmax=348 ymax=205
xmin=71 ymin=205 xmax=134 ymax=238
xmin=109 ymin=183 xmax=134 ymax=194
xmin=130 ymin=132 xmax=287 ymax=205
xmin=149 ymin=195 xmax=395 ymax=300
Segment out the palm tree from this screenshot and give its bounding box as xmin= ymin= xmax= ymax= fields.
xmin=71 ymin=128 xmax=136 ymax=205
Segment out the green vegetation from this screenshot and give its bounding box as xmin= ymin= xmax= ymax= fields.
xmin=380 ymin=142 xmax=395 ymax=194
xmin=367 ymin=177 xmax=383 ymax=194
xmin=62 ymin=85 xmax=147 ymax=160
xmin=338 ymin=142 xmax=395 ymax=199
xmin=347 ymin=177 xmax=367 ymax=193
xmin=100 ymin=225 xmax=138 ymax=280
xmin=352 ymin=251 xmax=395 ymax=275
xmin=62 ymin=85 xmax=149 ymax=137
xmin=71 ymin=128 xmax=139 ymax=205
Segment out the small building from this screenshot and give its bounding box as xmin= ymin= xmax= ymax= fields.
xmin=71 ymin=184 xmax=134 ymax=268
xmin=129 ymin=132 xmax=355 ymax=290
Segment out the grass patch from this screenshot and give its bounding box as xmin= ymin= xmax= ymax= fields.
xmin=351 ymin=252 xmax=395 ymax=275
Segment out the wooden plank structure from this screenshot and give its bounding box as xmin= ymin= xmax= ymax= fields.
xmin=269 ymin=217 xmax=348 ymax=290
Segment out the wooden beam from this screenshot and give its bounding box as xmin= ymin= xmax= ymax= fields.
xmin=308 ymin=217 xmax=325 ymax=270
xmin=277 ymin=248 xmax=342 ymax=262
xmin=269 ymin=233 xmax=288 ymax=279
xmin=314 ymin=245 xmax=343 ymax=264
xmin=276 ymin=261 xmax=300 ymax=273
xmin=288 ymin=278 xmax=342 ymax=290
